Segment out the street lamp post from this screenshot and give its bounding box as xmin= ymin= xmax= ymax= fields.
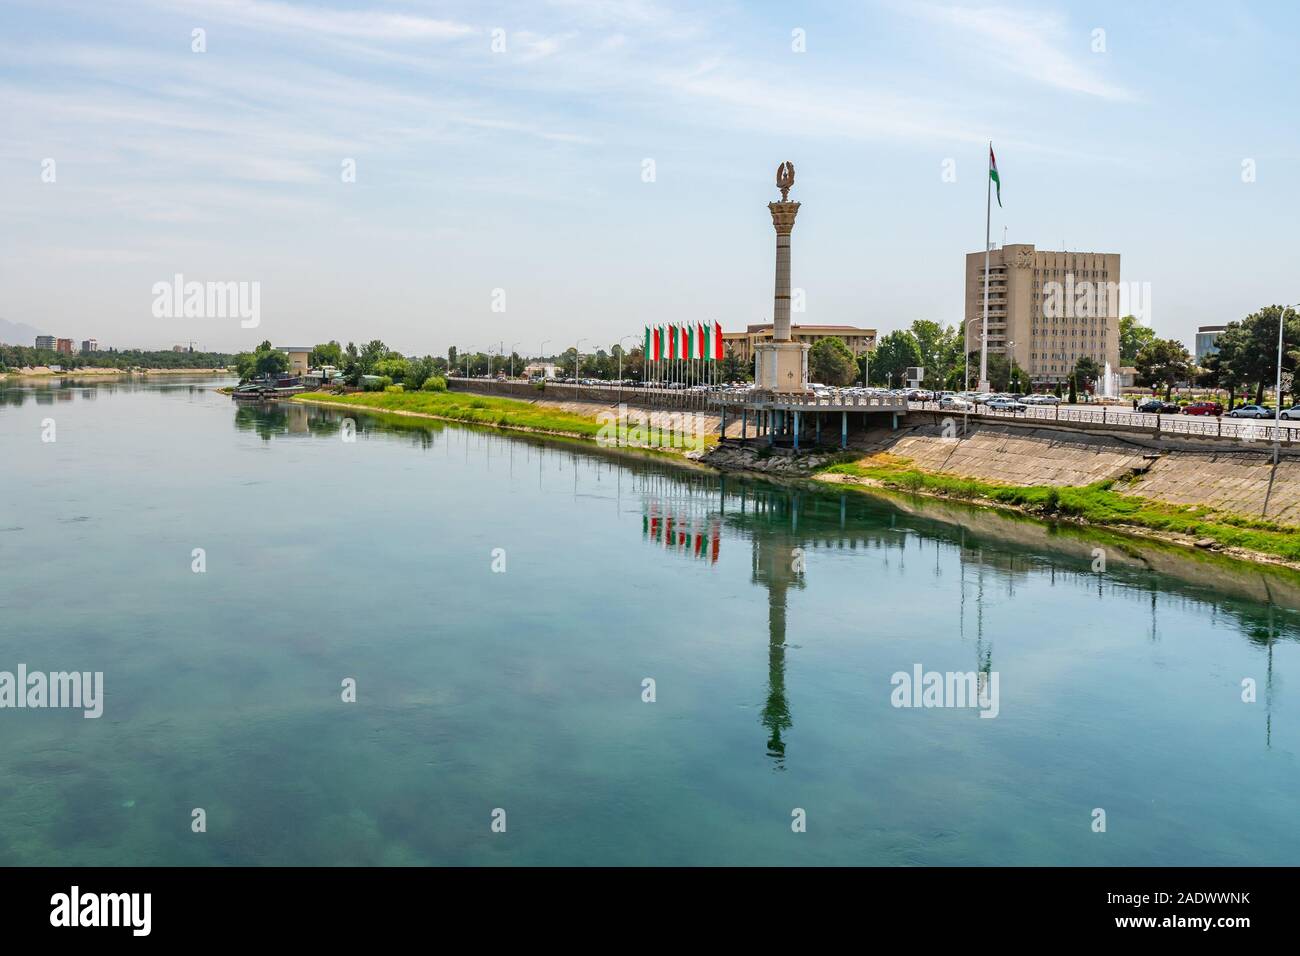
xmin=963 ymin=316 xmax=984 ymax=390
xmin=1274 ymin=305 xmax=1293 ymax=468
xmin=617 ymin=334 xmax=638 ymax=405
xmin=509 ymin=341 xmax=521 ymax=380
xmin=574 ymin=338 xmax=587 ymax=384
xmin=539 ymin=340 xmax=551 ymax=383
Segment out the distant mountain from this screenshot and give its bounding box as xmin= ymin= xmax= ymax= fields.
xmin=0 ymin=317 xmax=49 ymax=347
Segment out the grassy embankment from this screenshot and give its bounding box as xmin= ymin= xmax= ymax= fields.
xmin=822 ymin=453 xmax=1300 ymax=563
xmin=291 ymin=389 xmax=712 ymax=454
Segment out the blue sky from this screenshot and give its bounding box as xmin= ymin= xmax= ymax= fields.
xmin=1 ymin=0 xmax=1297 ymax=354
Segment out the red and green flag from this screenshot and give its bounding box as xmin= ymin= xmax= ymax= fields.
xmin=713 ymin=321 xmax=724 ymax=360
xmin=989 ymin=144 xmax=1001 ymax=208
xmin=697 ymin=321 xmax=706 ymax=358
xmin=644 ymin=326 xmax=651 ymax=360
xmin=686 ymin=323 xmax=694 ymax=360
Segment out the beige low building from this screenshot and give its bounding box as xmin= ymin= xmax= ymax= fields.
xmin=722 ymin=323 xmax=876 ymax=365
xmin=965 ymin=244 xmax=1121 ymax=385
xmin=277 ymin=346 xmax=312 ymax=375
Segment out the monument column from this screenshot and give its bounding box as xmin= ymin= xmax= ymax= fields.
xmin=770 ymin=200 xmax=799 ymax=341
xmin=755 ymin=161 xmax=811 ymax=394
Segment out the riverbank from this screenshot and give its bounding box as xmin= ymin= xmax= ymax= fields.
xmin=289 ymin=389 xmax=716 ymax=457
xmin=816 ymin=453 xmax=1300 ymax=568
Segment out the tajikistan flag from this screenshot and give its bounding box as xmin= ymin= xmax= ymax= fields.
xmin=989 ymin=144 xmax=1001 ymax=208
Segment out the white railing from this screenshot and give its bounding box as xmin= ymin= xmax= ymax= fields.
xmin=907 ymin=401 xmax=1298 ymax=444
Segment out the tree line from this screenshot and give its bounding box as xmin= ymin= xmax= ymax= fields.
xmin=0 ymin=345 xmax=233 ymax=371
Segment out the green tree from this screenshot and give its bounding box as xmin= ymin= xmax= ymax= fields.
xmin=407 ymin=356 xmax=437 ymax=389
xmin=982 ymin=353 xmax=1013 ymax=390
xmin=1119 ymin=315 xmax=1156 ymax=364
xmin=373 ymin=356 xmax=410 ymax=382
xmin=809 ymin=337 xmax=857 ymax=386
xmin=872 ymin=331 xmax=922 ymax=387
xmin=359 ymin=340 xmax=388 ymax=375
xmin=908 ymin=320 xmax=962 ymax=389
xmin=309 ymin=341 xmax=343 ymax=368
xmin=235 ymin=341 xmax=288 ymax=382
xmin=1074 ymin=355 xmax=1102 ymax=392
xmin=721 ymin=347 xmax=748 ymax=383
xmin=1135 ymin=338 xmax=1193 ymax=400
xmin=1211 ymin=306 xmax=1299 ymax=406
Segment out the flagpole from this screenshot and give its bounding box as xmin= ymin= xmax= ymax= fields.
xmin=979 ymin=141 xmax=991 ymax=392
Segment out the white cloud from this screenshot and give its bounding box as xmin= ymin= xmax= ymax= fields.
xmin=904 ymin=2 xmax=1132 ymax=101
xmin=165 ymin=0 xmax=476 ymax=40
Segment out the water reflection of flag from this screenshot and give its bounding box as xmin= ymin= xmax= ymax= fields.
xmin=640 ymin=497 xmax=719 ymax=564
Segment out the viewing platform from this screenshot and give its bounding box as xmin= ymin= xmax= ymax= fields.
xmin=709 ymin=390 xmax=908 ymax=450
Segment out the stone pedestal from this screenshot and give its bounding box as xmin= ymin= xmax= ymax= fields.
xmin=754 ymin=339 xmax=810 ymax=393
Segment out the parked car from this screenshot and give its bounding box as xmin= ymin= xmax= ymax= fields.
xmin=1182 ymin=401 xmax=1223 ymax=416
xmin=1227 ymin=404 xmax=1272 ymax=419
xmin=1137 ymin=399 xmax=1180 ymax=414
xmin=985 ymin=398 xmax=1028 ymax=412
xmin=939 ymin=395 xmax=974 ymax=410
xmin=1281 ymin=406 xmax=1300 ymax=421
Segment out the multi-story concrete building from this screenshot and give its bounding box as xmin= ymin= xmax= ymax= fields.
xmin=56 ymin=338 xmax=74 ymax=355
xmin=35 ymin=335 xmax=56 ymax=350
xmin=965 ymin=244 xmax=1120 ymax=385
xmin=81 ymin=338 xmax=98 ymax=353
xmin=1195 ymin=325 xmax=1226 ymax=361
xmin=722 ymin=323 xmax=875 ymax=366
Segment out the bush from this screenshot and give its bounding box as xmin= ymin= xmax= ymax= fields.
xmin=422 ymin=376 xmax=448 ymax=392
xmin=384 ymin=384 xmax=404 ymax=393
xmin=363 ymin=375 xmax=393 ymax=392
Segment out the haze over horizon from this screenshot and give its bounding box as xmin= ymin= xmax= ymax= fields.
xmin=2 ymin=0 xmax=1296 ymax=355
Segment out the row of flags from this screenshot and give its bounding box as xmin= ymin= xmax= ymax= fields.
xmin=643 ymin=322 xmax=725 ymax=362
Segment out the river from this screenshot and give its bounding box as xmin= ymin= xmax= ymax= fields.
xmin=2 ymin=375 xmax=1298 ymax=865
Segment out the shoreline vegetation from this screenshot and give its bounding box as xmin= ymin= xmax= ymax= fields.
xmin=289 ymin=389 xmax=714 ymax=457
xmin=819 ymin=454 xmax=1300 ymax=569
xmin=291 ymin=387 xmax=1297 ymax=572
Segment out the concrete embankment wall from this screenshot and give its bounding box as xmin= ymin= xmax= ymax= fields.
xmin=448 ymin=378 xmax=727 ymax=436
xmin=450 ymin=378 xmax=712 ymax=410
xmin=858 ymin=421 xmax=1300 ymax=526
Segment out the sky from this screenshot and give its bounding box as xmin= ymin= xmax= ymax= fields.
xmin=1 ymin=0 xmax=1297 ymax=356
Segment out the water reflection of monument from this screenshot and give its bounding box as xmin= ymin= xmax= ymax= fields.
xmin=624 ymin=467 xmax=1300 ymax=763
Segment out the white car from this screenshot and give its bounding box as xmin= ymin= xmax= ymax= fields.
xmin=985 ymin=398 xmax=1028 ymax=412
